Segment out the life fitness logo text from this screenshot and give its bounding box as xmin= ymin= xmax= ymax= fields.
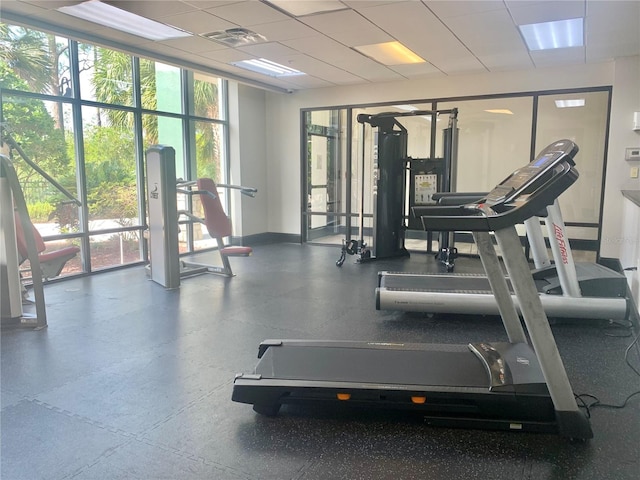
xmin=553 ymin=223 xmax=569 ymax=264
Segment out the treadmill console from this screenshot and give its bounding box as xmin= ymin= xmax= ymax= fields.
xmin=414 ymin=139 xmax=579 ymax=232
xmin=484 ymin=139 xmax=578 ymax=208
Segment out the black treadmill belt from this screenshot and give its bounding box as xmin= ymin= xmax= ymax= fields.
xmin=256 ymin=345 xmax=488 ymax=388
xmin=381 ymin=275 xmax=498 ymax=292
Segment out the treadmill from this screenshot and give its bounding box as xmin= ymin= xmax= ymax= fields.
xmin=377 ymin=157 xmax=628 ymax=321
xmin=232 ymin=139 xmax=593 ymax=439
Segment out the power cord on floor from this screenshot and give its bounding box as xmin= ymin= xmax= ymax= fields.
xmin=574 ymin=324 xmax=640 ymax=417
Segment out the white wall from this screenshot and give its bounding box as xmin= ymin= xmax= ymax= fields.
xmin=228 ymin=83 xmax=268 ymax=237
xmin=601 ymin=55 xmax=640 ymax=313
xmin=262 ymin=61 xmax=617 ymax=235
xmin=600 ymin=56 xmax=640 ymax=258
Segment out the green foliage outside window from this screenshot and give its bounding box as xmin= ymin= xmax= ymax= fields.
xmin=1 ymin=22 xmax=223 ymax=233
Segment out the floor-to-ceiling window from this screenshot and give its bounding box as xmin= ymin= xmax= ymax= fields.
xmin=0 ymin=22 xmax=229 ymax=279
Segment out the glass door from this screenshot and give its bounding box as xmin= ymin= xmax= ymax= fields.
xmin=304 ymin=110 xmax=345 ymax=243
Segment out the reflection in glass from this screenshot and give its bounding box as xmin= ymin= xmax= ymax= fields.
xmin=438 ymin=97 xmax=533 ymax=192
xmin=0 ymin=24 xmax=71 ymax=97
xmin=140 ymin=59 xmax=182 ymax=114
xmin=90 ymin=233 xmax=142 ymax=270
xmin=190 ymin=120 xmax=226 ymax=252
xmin=192 ymin=73 xmax=223 ymax=119
xmin=78 ymin=43 xmax=134 ymax=106
xmin=305 ymin=109 xmax=347 ymax=243
xmin=535 ymin=91 xmax=609 ymax=226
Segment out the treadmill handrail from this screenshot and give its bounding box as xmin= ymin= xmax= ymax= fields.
xmin=415 ymin=161 xmax=578 ymax=232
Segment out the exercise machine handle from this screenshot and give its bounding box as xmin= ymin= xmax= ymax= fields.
xmin=415 ymin=140 xmax=579 ymax=232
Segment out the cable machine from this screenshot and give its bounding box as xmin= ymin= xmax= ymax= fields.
xmin=336 ymin=108 xmax=458 ymax=267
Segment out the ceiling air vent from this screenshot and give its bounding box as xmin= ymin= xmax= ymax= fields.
xmin=202 ymin=28 xmax=267 ymax=47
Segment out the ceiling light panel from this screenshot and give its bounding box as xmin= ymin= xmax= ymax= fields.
xmin=484 ymin=109 xmax=514 ymax=115
xmin=355 ymin=1 xmax=482 ymax=73
xmin=354 ymin=41 xmax=425 ymax=65
xmin=232 ymin=58 xmax=305 ymax=77
xmin=519 ymin=18 xmax=584 ymax=51
xmin=58 ymin=1 xmax=191 ymax=41
xmin=265 ymin=0 xmax=348 ymax=17
xmin=555 ymin=99 xmax=585 ymax=108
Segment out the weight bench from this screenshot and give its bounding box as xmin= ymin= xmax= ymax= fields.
xmin=179 ymin=178 xmax=252 ymax=278
xmin=14 ymin=212 xmax=80 ymax=280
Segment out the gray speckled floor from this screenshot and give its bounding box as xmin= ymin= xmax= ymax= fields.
xmin=2 ymin=243 xmax=639 ymax=480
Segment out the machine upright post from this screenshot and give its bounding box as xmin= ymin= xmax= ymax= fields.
xmin=494 ymin=226 xmax=592 ymax=438
xmin=544 ymin=200 xmax=582 ymax=297
xmin=0 ymin=168 xmax=23 ymax=319
xmin=146 ymin=146 xmax=181 ymax=289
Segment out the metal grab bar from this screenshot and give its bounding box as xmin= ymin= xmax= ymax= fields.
xmin=1 ymin=123 xmax=82 ymax=206
xmin=176 ymin=178 xmax=257 ymax=198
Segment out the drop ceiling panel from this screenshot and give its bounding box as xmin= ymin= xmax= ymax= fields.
xmin=157 ymin=36 xmax=227 ymax=54
xmin=159 ymin=10 xmax=237 ymax=35
xmin=443 ymin=9 xmax=527 ymax=55
xmin=477 ymin=52 xmax=534 ymax=71
xmin=586 ymin=1 xmax=640 ymax=61
xmin=322 ymin=49 xmax=388 ymax=69
xmin=347 ymin=65 xmax=405 ymax=83
xmin=282 ymin=35 xmax=356 ymax=56
xmin=435 ymin=58 xmax=488 ymax=75
xmin=204 ymin=1 xmax=289 ymax=26
xmin=181 ymin=1 xmax=239 ymax=9
xmin=278 ymin=75 xmax=335 ymax=89
xmin=134 ymin=42 xmax=194 ymax=60
xmin=237 ymin=42 xmax=299 ymax=59
xmin=425 ymin=1 xmax=506 ymax=19
xmin=247 ymin=19 xmax=319 ymax=42
xmin=282 ymin=36 xmax=379 ymax=73
xmin=1 ymin=0 xmax=639 ymax=93
xmin=530 ymin=46 xmax=585 ymax=67
xmin=263 ymin=53 xmax=364 ymax=84
xmin=300 ymin=9 xmax=392 ymax=47
xmin=506 ymin=0 xmax=586 ymax=26
xmin=389 ymin=62 xmax=442 ymax=78
xmin=358 ymin=1 xmax=485 ymax=73
xmin=330 ymin=26 xmax=394 ymax=47
xmin=299 ymin=9 xmax=375 ymax=34
xmin=196 ymin=48 xmax=255 ymax=64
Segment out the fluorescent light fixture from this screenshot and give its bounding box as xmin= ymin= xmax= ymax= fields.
xmin=394 ymin=105 xmax=419 ymax=112
xmin=519 ymin=18 xmax=583 ymax=51
xmin=232 ymin=58 xmax=305 ymax=77
xmin=555 ymin=99 xmax=585 ymax=108
xmin=265 ymin=0 xmax=347 ymax=17
xmin=484 ymin=109 xmax=514 ymax=115
xmin=354 ymin=41 xmax=425 ymax=66
xmin=58 ymin=1 xmax=191 ymax=41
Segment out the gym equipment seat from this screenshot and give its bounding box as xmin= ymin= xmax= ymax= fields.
xmin=14 ymin=212 xmax=80 ymax=280
xmin=180 ymin=178 xmax=252 ymax=277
